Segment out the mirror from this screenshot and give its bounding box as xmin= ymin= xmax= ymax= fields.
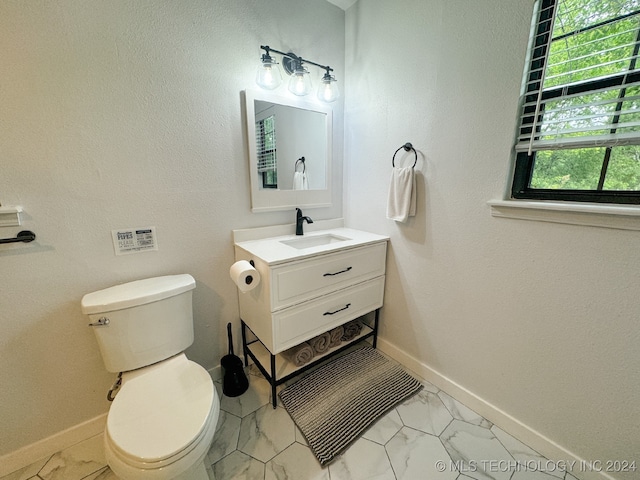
xmin=244 ymin=90 xmax=332 ymax=212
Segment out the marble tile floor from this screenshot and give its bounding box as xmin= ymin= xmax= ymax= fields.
xmin=2 ymin=359 xmax=582 ymax=480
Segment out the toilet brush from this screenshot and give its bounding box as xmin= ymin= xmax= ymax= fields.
xmin=221 ymin=323 xmax=249 ymax=397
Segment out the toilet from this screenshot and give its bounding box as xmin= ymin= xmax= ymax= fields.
xmin=81 ymin=274 xmax=220 ymax=480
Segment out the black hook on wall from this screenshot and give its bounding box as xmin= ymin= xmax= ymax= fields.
xmin=0 ymin=230 xmax=36 ymax=245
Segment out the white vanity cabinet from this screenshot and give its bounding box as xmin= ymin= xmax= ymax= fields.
xmin=232 ymin=224 xmax=388 ymax=407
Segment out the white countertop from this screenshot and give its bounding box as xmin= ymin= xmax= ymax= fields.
xmin=234 ymin=227 xmax=389 ymax=265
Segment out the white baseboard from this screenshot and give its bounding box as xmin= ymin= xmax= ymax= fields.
xmin=376 ymin=337 xmax=617 ymax=480
xmin=0 ymin=414 xmax=107 ymax=478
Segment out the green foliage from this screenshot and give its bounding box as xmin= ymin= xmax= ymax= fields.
xmin=530 ymin=0 xmax=640 ymax=192
xmin=546 ymin=17 xmax=638 ymax=88
xmin=531 ymin=148 xmax=604 ymax=189
xmin=605 ymin=145 xmax=640 ymax=189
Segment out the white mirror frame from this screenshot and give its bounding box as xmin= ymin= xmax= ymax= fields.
xmin=244 ymin=89 xmax=333 ymax=213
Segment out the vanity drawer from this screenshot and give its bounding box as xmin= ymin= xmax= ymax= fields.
xmin=271 ymin=275 xmax=385 ymax=354
xmin=271 ymin=242 xmax=386 ymax=311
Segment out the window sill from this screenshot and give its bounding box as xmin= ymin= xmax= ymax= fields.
xmin=488 ymin=200 xmax=640 ymax=231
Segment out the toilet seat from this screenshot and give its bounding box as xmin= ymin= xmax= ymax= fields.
xmin=106 ymin=354 xmax=215 ymax=468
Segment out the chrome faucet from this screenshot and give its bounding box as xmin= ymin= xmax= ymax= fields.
xmin=295 ymin=208 xmax=313 ymax=235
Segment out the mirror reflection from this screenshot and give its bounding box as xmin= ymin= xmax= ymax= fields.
xmin=244 ymin=90 xmax=333 ymax=213
xmin=254 ymin=100 xmax=328 ymax=190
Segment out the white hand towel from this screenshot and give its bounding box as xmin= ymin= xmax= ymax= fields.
xmin=386 ymin=166 xmax=416 ymax=222
xmin=293 ymin=171 xmax=309 ymax=190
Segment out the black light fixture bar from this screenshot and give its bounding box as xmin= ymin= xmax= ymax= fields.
xmin=260 ymin=45 xmax=333 ymax=74
xmin=257 ymin=45 xmax=339 ymax=101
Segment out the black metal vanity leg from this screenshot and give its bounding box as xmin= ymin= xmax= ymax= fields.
xmin=270 ymin=353 xmax=277 ymax=408
xmin=373 ymin=309 xmax=380 ymax=348
xmin=240 ymin=320 xmax=249 ymax=367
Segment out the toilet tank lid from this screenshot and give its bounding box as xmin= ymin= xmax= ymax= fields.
xmin=81 ymin=274 xmax=195 ymax=315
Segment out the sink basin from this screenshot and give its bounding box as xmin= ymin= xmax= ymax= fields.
xmin=234 ymin=225 xmax=389 ymax=264
xmin=280 ymin=233 xmax=350 ymax=250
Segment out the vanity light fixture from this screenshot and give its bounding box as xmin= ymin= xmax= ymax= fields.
xmin=255 ymin=46 xmax=283 ymax=90
xmin=287 ymin=58 xmax=313 ymax=97
xmin=256 ymin=45 xmax=339 ymax=103
xmin=318 ymin=67 xmax=339 ymax=103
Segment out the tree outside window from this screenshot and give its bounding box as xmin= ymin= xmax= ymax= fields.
xmin=512 ymin=0 xmax=640 ymax=204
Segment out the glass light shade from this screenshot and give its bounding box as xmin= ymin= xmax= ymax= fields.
xmin=288 ymin=68 xmax=312 ymax=96
xmin=317 ymin=75 xmax=339 ymax=103
xmin=256 ymin=59 xmax=282 ymax=90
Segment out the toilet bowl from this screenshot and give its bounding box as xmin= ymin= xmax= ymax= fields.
xmin=104 ymin=354 xmax=219 ymax=480
xmin=81 ymin=274 xmax=220 ymax=480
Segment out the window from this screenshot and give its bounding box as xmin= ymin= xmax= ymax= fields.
xmin=256 ymin=115 xmax=278 ymax=189
xmin=512 ymin=0 xmax=640 ymax=204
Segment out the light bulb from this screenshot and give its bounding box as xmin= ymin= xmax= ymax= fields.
xmin=317 ymin=73 xmax=339 ymax=103
xmin=288 ymin=67 xmax=312 ymax=96
xmin=256 ymin=56 xmax=282 ymax=90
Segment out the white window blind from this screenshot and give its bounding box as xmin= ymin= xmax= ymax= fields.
xmin=256 ymin=115 xmax=277 ymax=172
xmin=516 ymin=0 xmax=640 ymax=154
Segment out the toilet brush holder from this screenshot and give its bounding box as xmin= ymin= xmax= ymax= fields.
xmin=221 ymin=323 xmax=249 ymax=397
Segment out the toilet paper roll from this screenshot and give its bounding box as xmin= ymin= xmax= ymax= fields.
xmin=229 ymin=260 xmax=260 ymax=293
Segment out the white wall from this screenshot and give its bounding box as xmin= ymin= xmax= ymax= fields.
xmin=3 ymin=0 xmax=638 ymax=474
xmin=0 ymin=0 xmax=344 ymax=457
xmin=344 ymin=0 xmax=639 ymax=478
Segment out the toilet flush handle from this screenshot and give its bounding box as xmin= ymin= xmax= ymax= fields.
xmin=88 ymin=316 xmax=110 ymax=327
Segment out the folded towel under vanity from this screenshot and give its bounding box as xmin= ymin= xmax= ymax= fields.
xmin=328 ymin=325 xmax=344 ymax=348
xmin=341 ymin=320 xmax=363 ymax=341
xmin=283 ymin=342 xmax=315 ymax=366
xmin=308 ymin=332 xmax=331 ymax=354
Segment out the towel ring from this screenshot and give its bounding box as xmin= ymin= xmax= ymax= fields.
xmin=392 ymin=142 xmax=417 ymax=168
xmin=295 ymin=157 xmax=306 ymax=173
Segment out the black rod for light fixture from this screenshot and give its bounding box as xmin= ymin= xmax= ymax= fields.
xmin=260 ymin=45 xmax=333 ymax=73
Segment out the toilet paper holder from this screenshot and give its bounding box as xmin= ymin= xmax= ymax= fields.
xmin=0 ymin=230 xmax=36 ymax=245
xmin=230 ymin=259 xmax=261 ymax=292
xmin=245 ymin=260 xmax=256 ymax=285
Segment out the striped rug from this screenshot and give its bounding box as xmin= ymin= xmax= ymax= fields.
xmin=278 ymin=345 xmax=423 ymax=466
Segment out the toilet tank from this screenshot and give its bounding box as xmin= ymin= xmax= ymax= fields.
xmin=81 ymin=274 xmax=196 ymax=373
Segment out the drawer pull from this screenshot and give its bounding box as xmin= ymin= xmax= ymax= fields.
xmin=323 ymin=303 xmax=351 ymax=316
xmin=323 ymin=266 xmax=353 ymax=277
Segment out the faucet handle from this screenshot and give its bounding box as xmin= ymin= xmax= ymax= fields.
xmin=295 ymin=208 xmax=312 ymax=235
